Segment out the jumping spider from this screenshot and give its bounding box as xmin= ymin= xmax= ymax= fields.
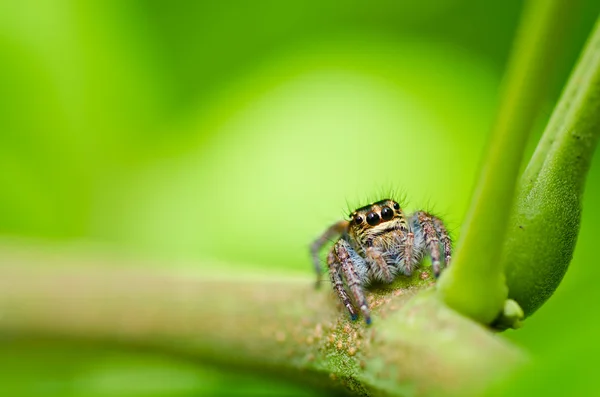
xmin=310 ymin=199 xmax=452 ymax=324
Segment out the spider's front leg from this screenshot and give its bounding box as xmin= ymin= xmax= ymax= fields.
xmin=433 ymin=217 xmax=452 ymax=266
xmin=333 ymin=239 xmax=372 ymax=324
xmin=411 ymin=211 xmax=452 ymax=278
xmin=310 ymin=220 xmax=349 ymax=288
xmin=403 ymin=230 xmax=415 ymax=276
xmin=327 ymin=251 xmax=357 ymax=321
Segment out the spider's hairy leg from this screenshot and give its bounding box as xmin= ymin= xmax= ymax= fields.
xmin=327 ymin=251 xmax=357 ymax=321
xmin=366 ymin=246 xmax=393 ymax=283
xmin=412 ymin=211 xmax=442 ymax=278
xmin=394 ymin=228 xmax=414 ymax=276
xmin=433 ymin=217 xmax=452 ymax=266
xmin=334 ymin=239 xmax=372 ymax=325
xmin=310 ymin=220 xmax=349 ymax=288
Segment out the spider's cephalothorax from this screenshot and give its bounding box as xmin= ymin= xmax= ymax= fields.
xmin=310 ymin=199 xmax=452 ymax=324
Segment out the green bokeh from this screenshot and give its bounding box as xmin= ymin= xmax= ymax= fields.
xmin=1 ymin=0 xmax=599 ymax=396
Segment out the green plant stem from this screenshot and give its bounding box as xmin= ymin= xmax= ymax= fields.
xmin=437 ymin=0 xmax=573 ymax=324
xmin=503 ymin=16 xmax=600 ymax=316
xmin=522 ymin=12 xmax=594 ymax=192
xmin=0 ymin=243 xmax=524 ymax=397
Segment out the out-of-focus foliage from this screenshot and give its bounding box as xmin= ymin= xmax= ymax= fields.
xmin=0 ymin=0 xmax=599 ymax=396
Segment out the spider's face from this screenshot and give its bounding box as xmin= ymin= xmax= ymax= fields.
xmin=347 ymin=199 xmax=407 ymax=244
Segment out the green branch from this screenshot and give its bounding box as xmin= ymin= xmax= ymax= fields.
xmin=437 ymin=0 xmax=574 ymax=324
xmin=521 ymin=17 xmax=598 ymax=192
xmin=502 ymin=16 xmax=600 ymax=317
xmin=0 ymin=243 xmax=524 ymax=397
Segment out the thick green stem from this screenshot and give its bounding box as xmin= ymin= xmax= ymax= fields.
xmin=521 ymin=14 xmax=596 ymax=191
xmin=502 ymin=16 xmax=600 ymax=317
xmin=0 ymin=243 xmax=524 ymax=397
xmin=437 ymin=0 xmax=573 ymax=323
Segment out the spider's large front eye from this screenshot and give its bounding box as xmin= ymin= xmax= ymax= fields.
xmin=381 ymin=206 xmax=394 ymax=220
xmin=366 ymin=212 xmax=380 ymax=226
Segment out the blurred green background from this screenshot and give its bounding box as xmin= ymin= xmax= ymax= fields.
xmin=1 ymin=0 xmax=600 ymax=396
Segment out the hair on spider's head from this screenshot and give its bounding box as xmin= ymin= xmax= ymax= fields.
xmin=343 ymin=185 xmax=409 ymax=216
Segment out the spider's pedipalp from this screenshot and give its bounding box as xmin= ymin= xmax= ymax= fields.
xmin=334 ymin=239 xmax=371 ymax=324
xmin=310 ymin=220 xmax=349 ymax=288
xmin=366 ymin=246 xmax=393 ymax=283
xmin=327 ymin=251 xmax=357 ymax=320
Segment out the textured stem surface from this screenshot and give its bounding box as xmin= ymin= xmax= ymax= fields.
xmin=0 ymin=243 xmax=524 ymax=397
xmin=503 ymin=16 xmax=600 ymax=316
xmin=437 ymin=0 xmax=573 ymax=323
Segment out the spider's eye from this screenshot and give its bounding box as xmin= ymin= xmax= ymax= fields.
xmin=354 ymin=215 xmax=363 ymax=225
xmin=366 ymin=212 xmax=380 ymax=226
xmin=381 ymin=206 xmax=394 ymax=220
xmin=393 ymin=202 xmax=400 ymax=210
